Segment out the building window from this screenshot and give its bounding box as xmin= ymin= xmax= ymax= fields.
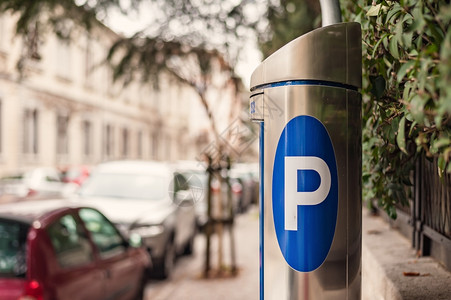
xmin=103 ymin=124 xmax=117 ymax=159
xmin=56 ymin=114 xmax=69 ymax=156
xmin=122 ymin=128 xmax=128 ymax=158
xmin=23 ymin=108 xmax=38 ymax=155
xmin=56 ymin=39 xmax=72 ymax=80
xmin=0 ymin=100 xmax=2 ymax=154
xmin=82 ymin=120 xmax=92 ymax=157
xmin=0 ymin=16 xmax=5 ymax=51
xmin=151 ymin=132 xmax=158 ymax=160
xmin=165 ymin=136 xmax=172 ymax=161
xmin=137 ymin=131 xmax=142 ymax=158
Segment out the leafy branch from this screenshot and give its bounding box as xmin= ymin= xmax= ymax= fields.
xmin=342 ymin=0 xmax=451 ymax=218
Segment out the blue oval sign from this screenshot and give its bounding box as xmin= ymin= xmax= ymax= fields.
xmin=272 ymin=115 xmax=338 ymax=272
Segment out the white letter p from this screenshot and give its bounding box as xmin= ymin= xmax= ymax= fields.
xmin=284 ymin=156 xmax=331 ymax=231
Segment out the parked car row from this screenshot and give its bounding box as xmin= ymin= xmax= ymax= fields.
xmin=0 ymin=168 xmax=70 ymax=202
xmin=174 ymin=160 xmax=259 ymax=228
xmin=229 ymin=163 xmax=259 ymax=212
xmin=0 ymin=166 xmax=90 ymax=203
xmin=0 ymin=160 xmax=259 ymax=299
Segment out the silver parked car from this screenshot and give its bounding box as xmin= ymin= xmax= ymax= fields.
xmin=72 ymin=160 xmax=197 ymax=279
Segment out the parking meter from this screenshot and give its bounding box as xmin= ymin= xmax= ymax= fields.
xmin=250 ymin=22 xmax=362 ymax=300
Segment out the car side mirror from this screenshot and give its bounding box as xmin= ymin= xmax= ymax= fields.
xmin=174 ymin=190 xmax=194 ymax=208
xmin=128 ymin=233 xmax=143 ymax=248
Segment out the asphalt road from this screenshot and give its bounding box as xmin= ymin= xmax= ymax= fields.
xmin=144 ymin=207 xmax=260 ymax=300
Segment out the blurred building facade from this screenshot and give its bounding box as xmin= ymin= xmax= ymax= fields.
xmin=0 ymin=12 xmax=245 ymax=176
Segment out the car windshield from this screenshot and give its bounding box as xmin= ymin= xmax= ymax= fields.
xmin=0 ymin=220 xmax=28 ymax=278
xmin=79 ymin=173 xmax=167 ymax=200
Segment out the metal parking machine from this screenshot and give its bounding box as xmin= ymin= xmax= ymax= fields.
xmin=250 ymin=21 xmax=362 ymax=300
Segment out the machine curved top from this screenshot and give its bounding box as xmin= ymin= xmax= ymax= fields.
xmin=250 ymin=22 xmax=362 ymax=91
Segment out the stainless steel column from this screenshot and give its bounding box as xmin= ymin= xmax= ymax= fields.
xmin=250 ymin=23 xmax=362 ymax=300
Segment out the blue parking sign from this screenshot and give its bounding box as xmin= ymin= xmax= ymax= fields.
xmin=272 ymin=115 xmax=338 ymax=272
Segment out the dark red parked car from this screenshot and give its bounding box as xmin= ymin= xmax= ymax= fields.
xmin=0 ymin=200 xmax=150 ymax=300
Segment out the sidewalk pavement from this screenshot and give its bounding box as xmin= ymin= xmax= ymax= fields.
xmin=144 ymin=207 xmax=260 ymax=300
xmin=362 ymin=208 xmax=451 ymax=300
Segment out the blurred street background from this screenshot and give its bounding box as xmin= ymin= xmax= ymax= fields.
xmin=1 ymin=1 xmax=451 ymax=300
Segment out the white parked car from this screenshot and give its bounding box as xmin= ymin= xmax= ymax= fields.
xmin=72 ymin=160 xmax=197 ymax=279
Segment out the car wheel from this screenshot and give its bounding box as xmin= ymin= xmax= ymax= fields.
xmin=155 ymin=240 xmax=175 ymax=279
xmin=183 ymin=233 xmax=195 ymax=255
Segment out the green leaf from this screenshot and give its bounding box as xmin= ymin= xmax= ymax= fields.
xmin=363 ymin=173 xmax=371 ymax=182
xmin=397 ymin=116 xmax=408 ymax=154
xmin=434 ymin=138 xmax=451 ymax=149
xmin=410 ymin=6 xmax=426 ymax=34
xmin=403 ymin=81 xmax=414 ymax=101
xmin=386 ymin=3 xmax=402 ymax=24
xmin=437 ymin=87 xmax=451 ymax=115
xmin=402 ymin=31 xmax=413 ymax=48
xmin=367 ymin=4 xmax=382 ymax=17
xmin=410 ymin=95 xmax=425 ymax=124
xmin=370 ymin=76 xmax=386 ymax=99
xmin=401 ymin=13 xmax=414 ymax=26
xmin=397 ymin=60 xmax=415 ymax=82
xmin=409 ymin=49 xmax=419 ymax=56
xmin=387 ymin=205 xmax=397 ymax=219
xmin=389 ymin=36 xmax=400 ymax=59
xmin=395 ymin=20 xmax=404 ymax=47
